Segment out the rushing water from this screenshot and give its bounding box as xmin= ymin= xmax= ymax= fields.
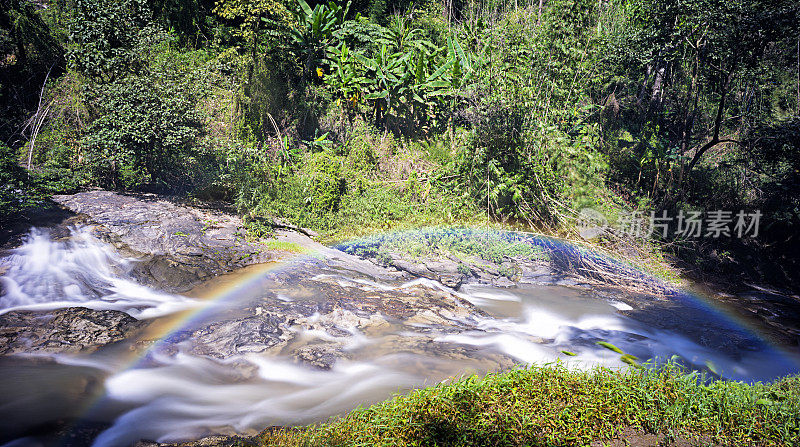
xmin=1 ymin=227 xmax=799 ymax=446
xmin=0 ymin=227 xmax=197 ymax=319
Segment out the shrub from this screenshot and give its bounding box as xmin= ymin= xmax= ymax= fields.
xmin=344 ymin=128 xmax=378 ymax=174
xmin=303 ymin=151 xmax=346 ymax=213
xmin=80 ymin=70 xmax=203 ymax=189
xmin=0 ymin=143 xmax=44 ymax=222
xmin=67 ymin=0 xmax=152 ymax=80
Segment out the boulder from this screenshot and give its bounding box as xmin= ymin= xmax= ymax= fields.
xmin=51 ymin=191 xmax=293 ymax=292
xmin=0 ymin=307 xmax=144 ymax=355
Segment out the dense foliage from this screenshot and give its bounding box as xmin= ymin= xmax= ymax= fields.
xmin=0 ymin=0 xmax=798 ymax=279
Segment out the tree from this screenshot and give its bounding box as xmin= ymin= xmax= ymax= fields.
xmin=619 ymin=0 xmax=800 ymax=177
xmin=67 ymin=0 xmax=151 ymax=81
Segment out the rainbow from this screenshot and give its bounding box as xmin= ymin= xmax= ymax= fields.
xmin=54 ymin=249 xmax=317 ymax=446
xmin=103 ymin=226 xmax=800 ymax=378
xmin=128 ymin=250 xmax=317 ymax=369
xmin=57 ymin=226 xmax=800 ymax=445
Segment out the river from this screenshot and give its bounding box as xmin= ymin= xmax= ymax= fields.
xmin=1 ymin=226 xmax=799 ymax=446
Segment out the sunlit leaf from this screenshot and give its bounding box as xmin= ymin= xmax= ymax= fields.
xmin=596 ymin=341 xmax=624 ymax=354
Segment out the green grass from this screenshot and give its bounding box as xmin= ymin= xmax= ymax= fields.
xmin=339 ymin=227 xmax=548 ymax=266
xmin=264 ymin=240 xmax=305 ymax=253
xmin=306 ymin=183 xmax=488 ymax=245
xmin=255 ymin=362 xmax=800 ymax=446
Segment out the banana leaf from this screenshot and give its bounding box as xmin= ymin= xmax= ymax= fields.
xmin=365 ymin=91 xmax=388 ymax=100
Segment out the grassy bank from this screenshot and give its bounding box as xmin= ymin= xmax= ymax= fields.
xmin=254 ymin=362 xmax=799 ymax=447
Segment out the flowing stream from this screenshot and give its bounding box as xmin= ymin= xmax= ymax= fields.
xmin=1 ymin=227 xmax=799 ymax=446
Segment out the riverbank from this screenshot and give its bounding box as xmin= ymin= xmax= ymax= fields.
xmin=149 ymin=362 xmax=800 ymax=447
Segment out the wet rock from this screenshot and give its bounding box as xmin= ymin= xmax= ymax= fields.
xmin=378 ymin=253 xmax=505 ymax=290
xmin=0 ymin=307 xmax=144 ymax=354
xmin=293 ymin=344 xmax=344 ymax=370
xmin=470 ymin=260 xmax=501 ymax=277
xmin=406 ymin=309 xmax=455 ymax=326
xmin=556 ymin=277 xmax=580 ymax=287
xmin=336 ymin=232 xmax=572 ymax=294
xmin=51 ymin=191 xmax=297 ymax=293
xmin=189 ymin=314 xmax=289 ymax=359
xmin=519 ymin=263 xmax=554 ymax=285
xmin=391 ymin=258 xmax=436 ymax=280
xmin=438 ymin=273 xmax=464 ymax=289
xmin=422 ymin=259 xmax=460 ymax=275
xmin=492 ymin=276 xmax=516 ymax=288
xmin=171 ymin=270 xmax=512 ymax=370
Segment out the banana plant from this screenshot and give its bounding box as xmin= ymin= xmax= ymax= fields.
xmin=357 ymin=44 xmax=407 ymax=120
xmin=286 ymin=0 xmax=351 ymax=82
xmin=325 ymin=44 xmax=369 ymax=109
xmin=321 ymin=19 xmax=482 ymax=131
xmin=379 ymin=15 xmax=438 ymax=54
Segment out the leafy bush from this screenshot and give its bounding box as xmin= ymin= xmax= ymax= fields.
xmin=67 ymin=0 xmax=152 ymax=80
xmin=344 ymin=126 xmax=378 ymax=174
xmin=0 ymin=143 xmax=43 ymax=222
xmin=80 ymin=69 xmax=203 ymax=189
xmin=37 ymin=25 xmax=213 ymax=191
xmin=303 ymin=151 xmax=346 ymax=213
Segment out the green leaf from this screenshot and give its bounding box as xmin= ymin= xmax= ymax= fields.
xmin=297 ymin=0 xmax=313 ymax=18
xmin=596 ymin=341 xmax=624 ymax=354
xmin=451 ymin=37 xmax=470 ymax=72
xmin=365 ymin=91 xmax=388 ymax=100
xmin=560 ymin=350 xmax=577 ymax=356
xmin=426 ymin=58 xmax=454 ymax=82
xmin=422 ymin=80 xmax=451 ymax=89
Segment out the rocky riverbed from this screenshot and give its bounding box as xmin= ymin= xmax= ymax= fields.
xmin=0 ymin=191 xmax=547 ymax=446
xmin=0 ymin=190 xmax=588 ymax=365
xmin=2 ymin=191 xmax=800 ymax=447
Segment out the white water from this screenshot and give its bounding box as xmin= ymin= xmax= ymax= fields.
xmin=1 ymin=227 xmax=799 ymax=446
xmin=91 ymin=353 xmax=427 ymax=446
xmin=0 ymin=227 xmax=197 ymax=319
xmin=83 ymin=280 xmax=800 ymax=446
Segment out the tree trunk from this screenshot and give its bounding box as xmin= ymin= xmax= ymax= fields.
xmin=686 ymin=61 xmax=737 ymax=172
xmin=12 ymin=24 xmax=27 ymax=66
xmin=678 ymin=49 xmax=701 ymax=184
xmin=634 ymin=60 xmax=667 ymax=157
xmin=650 ymin=63 xmax=666 ymax=104
xmin=636 ymin=64 xmax=652 ymax=107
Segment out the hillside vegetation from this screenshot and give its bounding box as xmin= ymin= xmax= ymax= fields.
xmin=2 ymin=2 xmax=800 ymax=445
xmin=1 ymin=0 xmax=799 ymax=279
